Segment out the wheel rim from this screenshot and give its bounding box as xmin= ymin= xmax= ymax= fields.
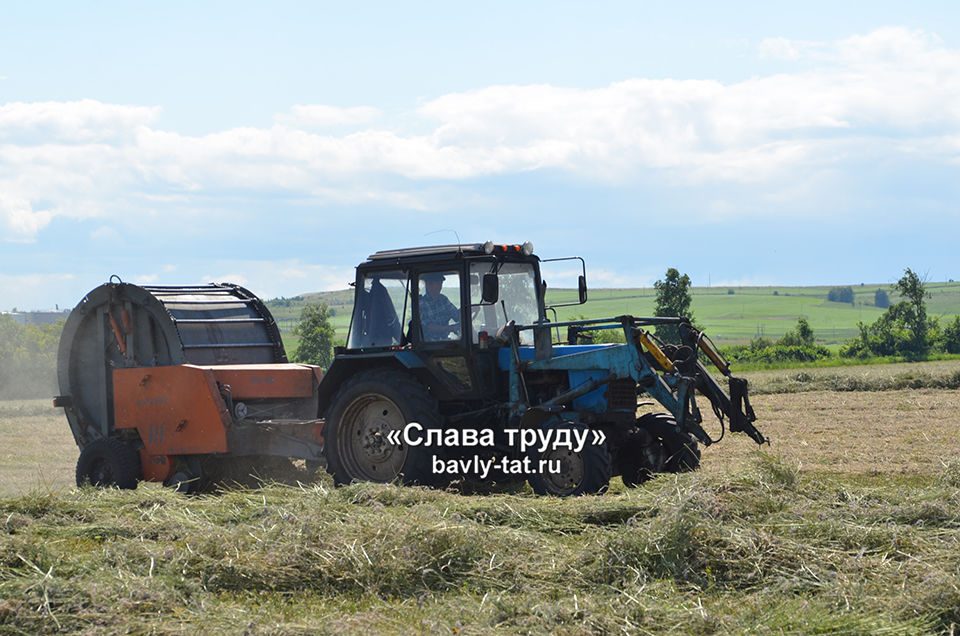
xmin=337 ymin=393 xmax=408 ymax=482
xmin=540 ymin=448 xmax=585 ymax=496
xmin=88 ymin=458 xmax=114 ymax=486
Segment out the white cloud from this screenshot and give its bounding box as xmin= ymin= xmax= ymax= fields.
xmin=0 ymin=99 xmax=159 ymax=142
xmin=0 ymin=26 xmax=957 ymax=244
xmin=275 ymin=104 xmax=382 ymax=128
xmin=0 ymin=193 xmax=53 ymax=241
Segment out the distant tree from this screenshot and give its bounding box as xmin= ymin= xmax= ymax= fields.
xmin=895 ymin=268 xmax=931 ymax=359
xmin=942 ymin=316 xmax=960 ymax=354
xmin=779 ymin=317 xmax=815 ymax=347
xmin=292 ymin=303 xmax=335 ymax=368
xmin=874 ymin=288 xmax=890 ymax=309
xmin=827 ymin=286 xmax=855 ymax=304
xmin=653 ymin=268 xmax=695 ymax=344
xmin=841 ymin=268 xmax=933 ymax=360
xmin=721 ymin=319 xmax=830 ymax=364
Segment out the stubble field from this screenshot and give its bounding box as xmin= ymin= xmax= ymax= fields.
xmin=2 ymin=362 xmax=960 ymax=633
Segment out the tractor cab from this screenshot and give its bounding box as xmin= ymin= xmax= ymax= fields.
xmin=338 ymin=241 xmax=557 ymax=401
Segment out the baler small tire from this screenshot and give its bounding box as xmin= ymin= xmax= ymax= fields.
xmin=75 ymin=438 xmax=141 ymax=489
xmin=323 ymin=369 xmax=442 ymax=487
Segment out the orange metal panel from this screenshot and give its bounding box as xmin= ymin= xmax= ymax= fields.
xmin=114 ymin=365 xmax=230 ymax=455
xmin=208 ymin=364 xmax=318 ymax=399
xmin=140 ymin=451 xmax=174 ymax=482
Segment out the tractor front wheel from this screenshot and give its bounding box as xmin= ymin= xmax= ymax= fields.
xmin=619 ymin=427 xmax=667 ymax=487
xmin=638 ymin=413 xmax=701 ymax=473
xmin=527 ymin=420 xmax=612 ymax=496
xmin=75 ymin=438 xmax=141 ymax=489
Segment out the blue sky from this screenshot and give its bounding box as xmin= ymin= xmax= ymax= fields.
xmin=1 ymin=1 xmax=959 ymax=310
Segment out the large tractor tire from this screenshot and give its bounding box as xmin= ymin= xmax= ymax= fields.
xmin=323 ymin=369 xmax=441 ymax=486
xmin=527 ymin=420 xmax=612 ymax=496
xmin=638 ymin=412 xmax=701 ymax=473
xmin=75 ymin=438 xmax=141 ymax=489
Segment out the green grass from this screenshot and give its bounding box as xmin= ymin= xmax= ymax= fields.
xmin=2 ymin=456 xmax=957 ymax=633
xmin=268 ymin=281 xmax=960 ymax=347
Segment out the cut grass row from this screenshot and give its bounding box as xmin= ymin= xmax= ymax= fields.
xmin=2 ymin=456 xmax=958 ymax=633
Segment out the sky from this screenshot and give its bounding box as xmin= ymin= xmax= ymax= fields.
xmin=1 ymin=1 xmax=959 ymax=311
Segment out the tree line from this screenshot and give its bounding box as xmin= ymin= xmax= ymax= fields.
xmin=652 ymin=266 xmax=960 ymax=364
xmin=0 ymin=315 xmax=62 ymax=399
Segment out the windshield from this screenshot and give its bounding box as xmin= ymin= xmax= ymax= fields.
xmin=470 ymin=261 xmax=540 ymax=345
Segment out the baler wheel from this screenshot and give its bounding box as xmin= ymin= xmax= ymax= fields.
xmin=527 ymin=420 xmax=612 ymax=496
xmin=324 ymin=369 xmax=440 ymax=486
xmin=75 ymin=438 xmax=140 ymax=489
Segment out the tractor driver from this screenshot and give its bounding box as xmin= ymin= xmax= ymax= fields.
xmin=419 ymin=272 xmax=460 ymax=340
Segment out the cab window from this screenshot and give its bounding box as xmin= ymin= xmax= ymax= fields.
xmin=469 ymin=262 xmax=539 ymax=345
xmin=417 ymin=270 xmax=461 ymax=342
xmin=347 ymin=271 xmax=410 ymax=348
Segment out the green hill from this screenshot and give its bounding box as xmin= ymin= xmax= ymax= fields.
xmin=267 ymin=281 xmax=960 ymax=349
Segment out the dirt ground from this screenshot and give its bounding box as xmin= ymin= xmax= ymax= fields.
xmin=2 ymin=388 xmax=959 ymax=497
xmin=0 ymin=401 xmax=78 ymax=496
xmin=698 ymin=388 xmax=960 ymax=477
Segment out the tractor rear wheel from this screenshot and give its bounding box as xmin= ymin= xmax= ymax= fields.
xmin=527 ymin=420 xmax=612 ymax=496
xmin=638 ymin=413 xmax=701 ymax=473
xmin=75 ymin=438 xmax=140 ymax=489
xmin=324 ymin=369 xmax=440 ymax=486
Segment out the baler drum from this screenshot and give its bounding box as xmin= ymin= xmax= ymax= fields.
xmin=57 ymin=281 xmax=286 ymax=448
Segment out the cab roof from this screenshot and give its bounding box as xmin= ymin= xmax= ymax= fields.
xmin=366 ymin=242 xmax=536 ymax=263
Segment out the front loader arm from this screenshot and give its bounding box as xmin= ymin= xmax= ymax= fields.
xmin=512 ymin=315 xmax=768 ymax=446
xmin=679 ymin=321 xmax=767 ymax=445
xmin=634 ymin=318 xmax=768 ymax=446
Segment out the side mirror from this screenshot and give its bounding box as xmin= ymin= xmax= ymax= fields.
xmin=482 ymin=273 xmax=499 ymax=304
xmin=578 ymin=275 xmax=588 ymax=304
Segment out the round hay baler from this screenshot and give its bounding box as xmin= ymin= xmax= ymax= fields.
xmin=55 ymin=280 xmax=326 ymax=490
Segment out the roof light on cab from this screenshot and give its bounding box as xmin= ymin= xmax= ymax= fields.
xmin=483 ymin=240 xmax=494 ymax=255
xmin=521 ymin=241 xmax=534 ymax=256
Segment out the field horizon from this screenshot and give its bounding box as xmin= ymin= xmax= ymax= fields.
xmin=266 ymin=280 xmax=960 ymax=348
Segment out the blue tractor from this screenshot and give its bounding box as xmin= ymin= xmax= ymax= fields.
xmin=318 ymin=241 xmax=767 ymax=496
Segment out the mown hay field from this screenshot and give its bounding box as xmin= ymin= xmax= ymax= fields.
xmin=2 ymin=362 xmax=960 ymax=633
